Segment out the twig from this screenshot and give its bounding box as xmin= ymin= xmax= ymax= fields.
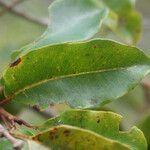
xmin=0 ymin=124 xmax=23 ymax=149
xmin=0 ymin=0 xmax=47 ymax=26
xmin=0 ymin=107 xmax=33 ymax=129
xmin=0 ymin=97 xmax=11 ymax=106
xmin=32 ymin=105 xmax=57 ymax=118
xmin=0 ymin=0 xmax=24 ymax=16
xmin=0 ymin=86 xmax=4 ymax=98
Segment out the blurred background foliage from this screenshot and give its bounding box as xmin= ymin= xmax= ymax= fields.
xmin=0 ymin=0 xmax=150 ymax=149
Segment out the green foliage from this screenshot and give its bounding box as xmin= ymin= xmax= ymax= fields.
xmin=138 ymin=114 xmax=150 ymax=146
xmin=0 ymin=138 xmax=12 ymax=150
xmin=12 ymin=110 xmax=147 ymax=150
xmin=0 ymin=138 xmax=50 ymax=150
xmin=14 ymin=0 xmax=108 ymax=55
xmin=0 ymin=0 xmax=148 ymax=149
xmin=2 ymin=39 xmax=150 ymax=109
xmin=0 ymin=12 xmax=44 ymax=77
xmin=101 ymin=0 xmax=141 ymax=44
xmin=33 ymin=125 xmax=132 ymax=150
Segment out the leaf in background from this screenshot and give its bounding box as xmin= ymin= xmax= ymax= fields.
xmin=102 ymin=0 xmax=135 ymax=14
xmin=13 ymin=110 xmax=147 ymax=150
xmin=0 ymin=137 xmax=50 ymax=150
xmin=1 ymin=39 xmax=150 ymax=109
xmin=101 ymin=0 xmax=141 ymax=44
xmin=116 ymin=10 xmax=141 ymax=45
xmin=138 ymin=114 xmax=150 ymax=147
xmin=0 ymin=138 xmax=13 ymax=150
xmin=0 ymin=13 xmax=44 ymax=77
xmin=16 ymin=0 xmax=108 ymax=55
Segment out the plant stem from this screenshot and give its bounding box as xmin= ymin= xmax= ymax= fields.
xmin=0 ymin=0 xmax=47 ymax=26
xmin=0 ymin=107 xmax=33 ymax=129
xmin=0 ymin=124 xmax=23 ymax=149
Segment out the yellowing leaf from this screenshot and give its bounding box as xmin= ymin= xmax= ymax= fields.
xmin=13 ymin=110 xmax=147 ymax=150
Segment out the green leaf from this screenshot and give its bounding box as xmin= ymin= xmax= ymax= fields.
xmin=115 ymin=10 xmax=141 ymax=45
xmin=0 ymin=138 xmax=13 ymax=150
xmin=0 ymin=138 xmax=49 ymax=150
xmin=138 ymin=114 xmax=150 ymax=146
xmin=102 ymin=0 xmax=141 ymax=44
xmin=0 ymin=11 xmax=44 ymax=77
xmin=40 ymin=110 xmax=147 ymax=150
xmin=17 ymin=0 xmax=108 ymax=54
xmin=14 ymin=110 xmax=147 ymax=150
xmin=33 ymin=125 xmax=132 ymax=150
xmin=1 ymin=39 xmax=150 ymax=109
xmin=102 ymin=0 xmax=135 ymax=14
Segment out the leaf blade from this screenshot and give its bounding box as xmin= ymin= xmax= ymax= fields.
xmin=102 ymin=0 xmax=141 ymax=44
xmin=14 ymin=110 xmax=147 ymax=150
xmin=2 ymin=39 xmax=150 ymax=108
xmin=18 ymin=0 xmax=108 ymax=53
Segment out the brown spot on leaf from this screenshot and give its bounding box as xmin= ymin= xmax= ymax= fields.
xmin=32 ymin=137 xmax=37 ymax=140
xmin=97 ymin=119 xmax=100 ymax=123
xmin=93 ymin=45 xmax=97 ymax=49
xmin=36 ymin=133 xmax=42 ymax=140
xmin=63 ymin=129 xmax=70 ymax=137
xmin=32 ymin=105 xmax=40 ymax=111
xmin=49 ymin=128 xmax=58 ymax=140
xmin=49 ymin=103 xmax=54 ymax=107
xmin=10 ymin=58 xmax=21 ymax=67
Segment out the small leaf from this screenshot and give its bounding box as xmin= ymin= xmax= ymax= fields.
xmin=102 ymin=0 xmax=141 ymax=44
xmin=2 ymin=39 xmax=150 ymax=109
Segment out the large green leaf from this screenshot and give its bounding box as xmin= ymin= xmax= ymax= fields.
xmin=16 ymin=0 xmax=108 ymax=54
xmin=33 ymin=125 xmax=132 ymax=150
xmin=40 ymin=110 xmax=147 ymax=150
xmin=1 ymin=39 xmax=150 ymax=109
xmin=101 ymin=0 xmax=141 ymax=44
xmin=13 ymin=110 xmax=147 ymax=150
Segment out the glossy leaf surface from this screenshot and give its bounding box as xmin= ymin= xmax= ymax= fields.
xmin=2 ymin=39 xmax=150 ymax=109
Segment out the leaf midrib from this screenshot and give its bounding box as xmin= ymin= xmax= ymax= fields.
xmin=6 ymin=65 xmax=146 ymax=99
